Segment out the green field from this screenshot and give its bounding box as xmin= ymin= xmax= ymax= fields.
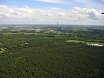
xmin=66 ymin=40 xmax=85 ymax=43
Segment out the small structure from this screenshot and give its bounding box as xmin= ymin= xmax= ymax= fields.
xmin=0 ymin=48 xmax=5 ymax=53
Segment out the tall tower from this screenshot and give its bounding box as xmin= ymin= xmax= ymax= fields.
xmin=57 ymin=22 xmax=59 ymax=26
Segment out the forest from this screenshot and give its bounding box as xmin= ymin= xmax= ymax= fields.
xmin=0 ymin=25 xmax=104 ymax=78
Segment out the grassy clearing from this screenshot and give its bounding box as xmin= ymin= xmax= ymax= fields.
xmin=66 ymin=40 xmax=104 ymax=45
xmin=66 ymin=40 xmax=85 ymax=43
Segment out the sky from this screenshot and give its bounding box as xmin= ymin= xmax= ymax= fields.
xmin=0 ymin=0 xmax=104 ymax=25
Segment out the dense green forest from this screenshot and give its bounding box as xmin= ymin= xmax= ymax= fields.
xmin=0 ymin=27 xmax=104 ymax=78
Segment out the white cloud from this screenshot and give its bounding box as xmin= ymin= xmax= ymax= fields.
xmin=36 ymin=0 xmax=67 ymax=3
xmin=73 ymin=0 xmax=91 ymax=4
xmin=36 ymin=0 xmax=92 ymax=4
xmin=102 ymin=0 xmax=104 ymax=2
xmin=0 ymin=5 xmax=103 ymax=25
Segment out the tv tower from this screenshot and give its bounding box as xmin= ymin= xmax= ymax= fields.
xmin=57 ymin=22 xmax=59 ymax=26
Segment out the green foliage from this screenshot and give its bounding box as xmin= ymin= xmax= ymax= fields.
xmin=0 ymin=30 xmax=104 ymax=78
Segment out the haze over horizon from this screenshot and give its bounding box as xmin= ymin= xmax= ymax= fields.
xmin=0 ymin=0 xmax=104 ymax=25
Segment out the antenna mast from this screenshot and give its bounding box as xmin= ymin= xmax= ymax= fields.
xmin=57 ymin=22 xmax=59 ymax=26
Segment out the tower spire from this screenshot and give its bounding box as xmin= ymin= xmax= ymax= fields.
xmin=57 ymin=22 xmax=59 ymax=26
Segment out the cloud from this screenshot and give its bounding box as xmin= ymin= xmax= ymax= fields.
xmin=102 ymin=0 xmax=104 ymax=2
xmin=87 ymin=9 xmax=98 ymax=20
xmin=36 ymin=0 xmax=67 ymax=3
xmin=72 ymin=0 xmax=88 ymax=4
xmin=36 ymin=0 xmax=92 ymax=4
xmin=0 ymin=5 xmax=103 ymax=24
